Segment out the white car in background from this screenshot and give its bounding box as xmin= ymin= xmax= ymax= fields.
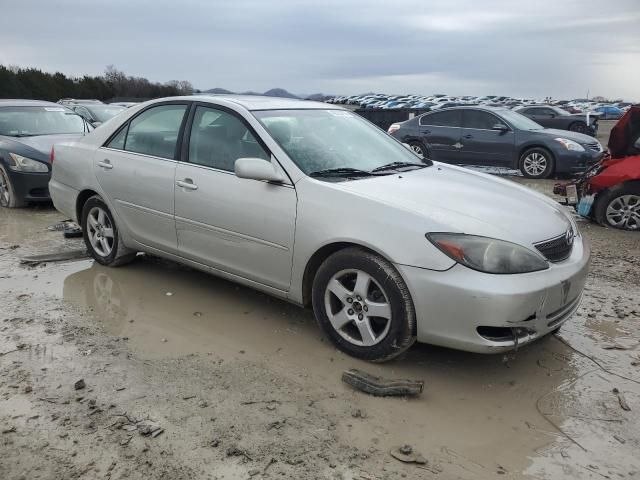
xmin=50 ymin=96 xmax=590 ymax=361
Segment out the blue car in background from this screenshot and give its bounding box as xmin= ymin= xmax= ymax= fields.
xmin=593 ymin=106 xmax=624 ymax=120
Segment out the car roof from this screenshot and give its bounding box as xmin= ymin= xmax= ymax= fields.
xmin=425 ymin=105 xmax=511 ymax=114
xmin=176 ymin=94 xmax=334 ymax=111
xmin=0 ymin=99 xmax=67 ymax=108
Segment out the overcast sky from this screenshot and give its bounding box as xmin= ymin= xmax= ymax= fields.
xmin=1 ymin=0 xmax=638 ymax=99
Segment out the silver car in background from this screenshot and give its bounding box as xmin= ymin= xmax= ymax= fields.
xmin=49 ymin=96 xmax=590 ymax=361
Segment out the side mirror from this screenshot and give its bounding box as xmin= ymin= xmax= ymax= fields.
xmin=491 ymin=123 xmax=509 ymax=132
xmin=235 ymin=158 xmax=284 ymax=183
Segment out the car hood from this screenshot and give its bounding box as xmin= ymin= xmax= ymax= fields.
xmin=608 ymin=105 xmax=640 ymax=159
xmin=334 ymin=164 xmax=572 ymax=246
xmin=1 ymin=134 xmax=84 ymax=162
xmin=530 ymin=128 xmax=597 ymax=145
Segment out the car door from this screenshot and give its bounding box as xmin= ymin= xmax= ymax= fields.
xmin=458 ymin=109 xmax=514 ymax=166
xmin=174 ymin=104 xmax=296 ymax=291
xmin=95 ymin=102 xmax=189 ymax=254
xmin=417 ymin=110 xmax=463 ymax=163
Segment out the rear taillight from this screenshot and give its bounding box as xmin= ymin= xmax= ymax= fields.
xmin=388 ymin=124 xmax=400 ymax=134
xmin=50 ymin=147 xmax=55 ymax=163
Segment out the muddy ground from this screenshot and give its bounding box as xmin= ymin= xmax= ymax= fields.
xmin=1 ymin=175 xmax=639 ymax=479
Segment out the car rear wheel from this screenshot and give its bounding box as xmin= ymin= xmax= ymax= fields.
xmin=312 ymin=247 xmax=416 ymax=362
xmin=569 ymin=122 xmax=587 ymax=134
xmin=594 ymin=183 xmax=640 ymax=231
xmin=519 ymin=148 xmax=555 ymax=179
xmin=0 ymin=165 xmax=27 ymax=208
xmin=81 ymin=195 xmax=137 ymax=266
xmin=407 ymin=141 xmax=428 ymax=159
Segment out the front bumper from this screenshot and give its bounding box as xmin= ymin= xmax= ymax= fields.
xmin=397 ymin=236 xmax=590 ymax=353
xmin=554 ymin=149 xmax=604 ymax=174
xmin=6 ymin=169 xmax=51 ymax=202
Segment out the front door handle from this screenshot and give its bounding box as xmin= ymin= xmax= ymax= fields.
xmin=462 ymin=134 xmax=473 ymax=139
xmin=176 ymin=178 xmax=198 ymax=191
xmin=97 ymin=159 xmax=113 ymax=169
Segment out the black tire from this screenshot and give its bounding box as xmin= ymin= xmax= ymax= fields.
xmin=568 ymin=122 xmax=587 ymax=134
xmin=81 ymin=195 xmax=137 ymax=266
xmin=519 ymin=147 xmax=555 ymax=179
xmin=0 ymin=165 xmax=27 ymax=208
xmin=407 ymin=140 xmax=429 ymax=159
xmin=312 ymin=247 xmax=416 ymax=362
xmin=593 ymin=183 xmax=640 ymax=231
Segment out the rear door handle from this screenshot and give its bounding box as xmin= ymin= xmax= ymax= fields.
xmin=421 ymin=129 xmax=431 ymax=134
xmin=97 ymin=159 xmax=113 ymax=169
xmin=462 ymin=134 xmax=473 ymax=139
xmin=176 ymin=179 xmax=198 ymax=191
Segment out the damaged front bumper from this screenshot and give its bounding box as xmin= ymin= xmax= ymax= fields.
xmin=397 ymin=236 xmax=590 ymax=354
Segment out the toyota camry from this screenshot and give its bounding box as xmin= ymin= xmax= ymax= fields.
xmin=49 ymin=96 xmax=590 ymax=361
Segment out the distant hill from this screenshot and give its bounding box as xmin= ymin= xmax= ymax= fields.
xmin=201 ymin=87 xmax=301 ymax=99
xmin=204 ymin=87 xmax=234 ymax=94
xmin=263 ymin=88 xmax=299 ymax=99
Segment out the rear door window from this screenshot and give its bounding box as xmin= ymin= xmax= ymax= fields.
xmin=123 ymin=104 xmax=188 ymax=159
xmin=462 ymin=110 xmax=500 ymax=130
xmin=419 ymin=110 xmax=462 ymax=127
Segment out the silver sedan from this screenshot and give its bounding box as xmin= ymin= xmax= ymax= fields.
xmin=49 ymin=96 xmax=589 ymax=361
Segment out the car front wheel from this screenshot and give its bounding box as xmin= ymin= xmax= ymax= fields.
xmin=519 ymin=148 xmax=555 ymax=179
xmin=312 ymin=248 xmax=416 ymax=362
xmin=407 ymin=141 xmax=428 ymax=159
xmin=594 ymin=183 xmax=640 ymax=231
xmin=0 ymin=165 xmax=27 ymax=208
xmin=81 ymin=195 xmax=136 ymax=266
xmin=569 ymin=122 xmax=587 ymax=134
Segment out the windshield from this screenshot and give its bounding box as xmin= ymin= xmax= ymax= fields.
xmin=499 ymin=110 xmax=544 ymax=130
xmin=87 ymin=105 xmax=126 ymax=122
xmin=253 ymin=109 xmax=424 ymax=176
xmin=551 ymin=106 xmax=570 ymax=116
xmin=0 ymin=106 xmax=85 ymax=136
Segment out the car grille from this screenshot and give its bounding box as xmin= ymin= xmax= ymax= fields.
xmin=534 ymin=230 xmax=574 ymax=262
xmin=584 ymin=141 xmax=602 ymax=152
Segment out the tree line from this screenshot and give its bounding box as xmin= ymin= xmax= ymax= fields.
xmin=0 ymin=64 xmax=194 ymax=102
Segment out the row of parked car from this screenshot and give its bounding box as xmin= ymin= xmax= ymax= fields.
xmin=328 ymin=93 xmax=632 ymax=119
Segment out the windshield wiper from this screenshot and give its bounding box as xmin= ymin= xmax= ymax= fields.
xmin=309 ymin=167 xmax=377 ymax=178
xmin=371 ymin=161 xmax=429 ymax=173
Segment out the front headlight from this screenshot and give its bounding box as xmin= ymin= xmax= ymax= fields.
xmin=427 ymin=233 xmax=549 ymax=274
xmin=554 ymin=138 xmax=585 ymax=152
xmin=8 ymin=153 xmax=49 ymax=172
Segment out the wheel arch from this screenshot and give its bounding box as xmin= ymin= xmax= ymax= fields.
xmin=301 ymin=241 xmax=390 ymax=308
xmin=76 ymin=189 xmax=101 ymax=223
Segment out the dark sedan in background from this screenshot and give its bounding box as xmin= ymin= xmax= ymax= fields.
xmin=70 ymin=103 xmax=126 ymax=127
xmin=0 ymin=99 xmax=89 ymax=207
xmin=515 ymin=105 xmax=598 ymax=136
xmin=388 ymin=106 xmax=604 ymax=178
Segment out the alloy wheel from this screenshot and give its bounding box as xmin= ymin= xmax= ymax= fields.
xmin=570 ymin=123 xmax=587 ymax=134
xmin=87 ymin=206 xmax=115 ymax=256
xmin=523 ymin=152 xmax=548 ymax=176
xmin=0 ymin=168 xmax=11 ymax=207
xmin=410 ymin=144 xmax=424 ymax=156
xmin=324 ymin=269 xmax=392 ymax=347
xmin=606 ymin=194 xmax=640 ymax=230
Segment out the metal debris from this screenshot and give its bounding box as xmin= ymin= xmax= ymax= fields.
xmin=20 ymin=249 xmax=89 ymax=265
xmin=342 ymin=369 xmax=424 ymax=397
